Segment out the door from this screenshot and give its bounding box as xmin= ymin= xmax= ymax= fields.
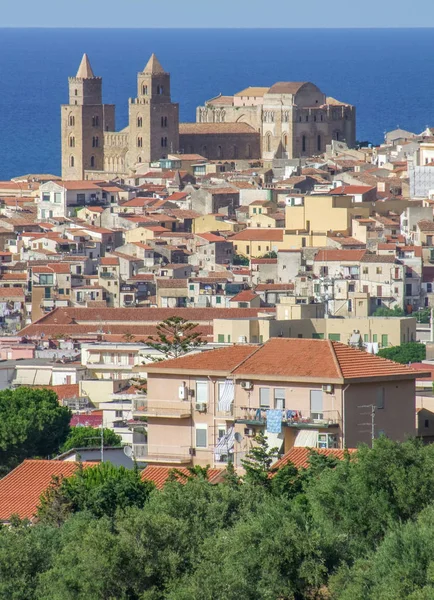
xmin=310 ymin=390 xmax=323 ymax=420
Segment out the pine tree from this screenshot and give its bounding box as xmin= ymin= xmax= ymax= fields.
xmin=146 ymin=316 xmax=205 ymax=360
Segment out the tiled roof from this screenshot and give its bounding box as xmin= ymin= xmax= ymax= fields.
xmin=156 ymin=278 xmax=189 ymax=289
xmin=196 ymin=233 xmax=228 ymax=243
xmin=99 ymin=257 xmax=119 ymax=266
xmin=32 ymin=264 xmax=70 ymax=274
xmin=0 ymin=459 xmax=95 ymax=521
xmin=0 ymin=287 xmax=25 ymax=299
xmin=267 ymin=82 xmax=309 ymax=95
xmin=251 ymin=258 xmax=278 ymax=264
xmin=360 ymin=254 xmax=397 ymax=263
xmin=234 ymin=86 xmax=269 ymax=97
xmin=230 ymin=290 xmax=258 ymax=302
xmin=179 ymin=123 xmax=257 ymax=135
xmin=273 ymin=447 xmax=357 ymax=470
xmin=30 ymin=384 xmax=80 ymax=402
xmin=332 ymin=185 xmax=375 ymax=195
xmin=140 ymin=466 xmax=226 ymax=489
xmin=418 ymin=219 xmax=434 ymax=232
xmin=255 ymin=283 xmax=294 ymax=291
xmin=147 ymin=345 xmax=258 ymax=373
xmin=229 ymin=228 xmax=284 ymax=242
xmin=148 ymin=338 xmax=423 ymax=382
xmin=314 ymin=249 xmax=366 ymax=262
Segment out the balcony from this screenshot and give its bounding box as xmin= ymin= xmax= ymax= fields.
xmin=235 ymin=408 xmax=341 ymax=428
xmin=99 ymin=272 xmax=115 ymax=279
xmin=133 ymin=399 xmax=192 ymax=419
xmin=132 ymin=444 xmax=192 ymax=464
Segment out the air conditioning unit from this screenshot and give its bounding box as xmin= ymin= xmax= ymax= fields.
xmin=240 ymin=380 xmax=253 ymax=390
xmin=322 ymin=384 xmax=334 ymax=394
xmin=195 ymin=402 xmax=207 ymax=413
xmin=244 ymin=427 xmax=255 ymax=436
xmin=178 ymin=385 xmax=187 ymax=400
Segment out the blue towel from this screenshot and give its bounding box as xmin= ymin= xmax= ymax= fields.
xmin=266 ymin=409 xmax=282 ymax=433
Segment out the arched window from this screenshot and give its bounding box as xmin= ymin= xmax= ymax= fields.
xmin=302 ymin=135 xmax=307 ymax=153
xmin=164 ymin=117 xmax=167 ymax=127
xmin=92 ymin=136 xmax=99 ymax=148
xmin=74 ymin=89 xmax=78 ymax=96
xmin=137 ymin=156 xmax=142 ymax=163
xmin=317 ymin=135 xmax=321 ymax=152
xmin=202 ymin=145 xmax=207 ymax=156
xmin=68 ymin=115 xmax=75 ymax=127
xmin=164 ymin=137 xmax=168 ymax=147
xmin=161 ymin=137 xmax=164 ymax=147
xmin=221 ymin=110 xmax=225 ymax=122
xmin=265 ymin=133 xmax=271 ymax=153
xmin=69 ymin=136 xmax=75 ymax=148
xmin=233 ymin=145 xmax=238 ymax=159
xmin=305 ymin=115 xmax=309 ymax=122
xmin=335 ymin=131 xmax=340 ymax=141
xmin=246 ymin=144 xmax=251 ymax=158
xmin=283 ymin=134 xmax=288 ymax=149
xmin=70 ymin=156 xmax=74 ymax=167
xmin=217 ymin=145 xmax=222 ymax=159
xmin=90 ymin=156 xmax=95 ymax=168
xmin=92 ymin=116 xmax=99 ymax=127
xmin=142 ymin=84 xmax=148 ymax=95
xmin=137 ymin=116 xmax=142 ymax=127
xmin=137 ymin=137 xmax=143 ymax=148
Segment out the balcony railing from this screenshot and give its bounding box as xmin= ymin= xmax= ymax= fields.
xmin=235 ymin=408 xmax=341 ymax=428
xmin=100 ymin=272 xmax=115 ymax=279
xmin=133 ymin=399 xmax=192 ymax=418
xmin=132 ymin=444 xmax=192 ymax=463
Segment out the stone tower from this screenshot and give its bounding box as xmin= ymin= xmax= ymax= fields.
xmin=128 ymin=54 xmax=179 ymax=168
xmin=61 ymin=54 xmax=115 ymax=180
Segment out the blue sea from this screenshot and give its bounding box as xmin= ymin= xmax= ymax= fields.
xmin=0 ymin=28 xmax=433 ymax=180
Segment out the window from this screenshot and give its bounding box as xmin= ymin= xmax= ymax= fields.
xmin=70 ymin=156 xmax=74 ymax=167
xmin=74 ymin=89 xmax=77 ymax=96
xmin=137 ymin=137 xmax=143 ymax=148
xmin=218 ymin=334 xmax=225 ymax=343
xmin=137 ymin=116 xmax=142 ymax=127
xmin=302 ymin=135 xmax=306 ymax=153
xmin=39 ymin=274 xmax=54 ymax=285
xmin=376 ymin=267 xmax=382 ymax=274
xmin=42 ymin=192 xmax=50 ymax=202
xmin=259 ymin=387 xmax=270 ymax=408
xmin=373 ymin=334 xmax=378 ymax=343
xmin=246 ymin=143 xmax=251 ymax=158
xmin=317 ymin=134 xmax=321 ymax=152
xmin=195 ymin=425 xmax=207 ymax=448
xmin=363 ymin=267 xmax=368 ymax=274
xmin=381 ymin=334 xmax=388 ymax=347
xmin=69 ymin=136 xmax=75 ymax=148
xmin=161 ymin=137 xmax=168 ymax=147
xmin=425 ymin=419 xmax=430 ymax=429
xmin=364 ymin=333 xmax=369 ymax=342
xmin=428 ymin=283 xmax=433 ymax=293
xmin=69 ymin=115 xmax=75 ymax=126
xmin=92 ymin=136 xmax=99 ymax=148
xmin=216 ymin=296 xmax=221 ymax=304
xmin=77 ymin=193 xmax=85 ymax=202
xmin=312 ymin=333 xmax=324 ymax=339
xmin=54 ymin=192 xmax=61 ymax=203
xmin=142 ymin=84 xmax=148 ymax=95
xmin=274 ymin=388 xmax=285 ymax=410
xmin=90 ymin=156 xmax=95 ymax=168
xmin=265 ymin=133 xmax=271 ymax=153
xmin=310 ymin=390 xmax=323 ymax=420
xmin=195 ymin=380 xmax=208 ymax=403
xmin=161 ymin=116 xmax=167 ymax=127
xmin=328 ymin=333 xmax=341 ymax=341
xmin=115 ymin=410 xmax=123 ymax=418
xmin=92 ymin=116 xmax=99 ymax=127
xmin=376 ymin=387 xmax=385 ymax=409
xmin=58 ymin=288 xmax=64 ymax=295
xmin=217 ymin=145 xmax=222 ymax=158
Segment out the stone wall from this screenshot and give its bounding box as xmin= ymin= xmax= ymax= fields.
xmin=179 ymin=131 xmax=261 ymax=160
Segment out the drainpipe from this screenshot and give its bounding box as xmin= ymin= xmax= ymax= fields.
xmin=342 ymin=384 xmax=350 ymax=448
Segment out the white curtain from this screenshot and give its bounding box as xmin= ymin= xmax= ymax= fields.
xmin=218 ymin=380 xmax=234 ymax=412
xmin=294 ymin=429 xmax=319 ymax=448
xmin=214 ymin=426 xmax=235 ymax=462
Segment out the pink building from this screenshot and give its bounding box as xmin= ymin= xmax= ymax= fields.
xmin=136 ymin=338 xmax=423 ymax=468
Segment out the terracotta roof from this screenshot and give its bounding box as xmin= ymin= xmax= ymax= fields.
xmin=196 ymin=233 xmax=228 ymax=243
xmin=86 ymin=205 xmax=104 ymax=213
xmin=0 ymin=273 xmax=27 ymax=281
xmin=230 ymin=290 xmax=258 ymax=302
xmin=99 ymin=257 xmax=119 ymax=266
xmin=273 ymin=447 xmax=357 ymax=470
xmin=31 ymin=264 xmax=70 ymax=274
xmin=0 ymin=287 xmax=25 ymax=299
xmin=267 ymin=82 xmax=310 ymax=95
xmin=229 ymin=228 xmax=284 ymax=242
xmin=418 ymin=220 xmax=434 ymax=232
xmin=156 ymin=278 xmax=188 ymax=289
xmin=234 ymin=86 xmax=269 ymax=97
xmin=255 ymin=283 xmax=294 ymax=291
xmin=0 ymin=459 xmax=95 ymax=521
xmin=314 ymin=249 xmax=366 ymax=262
xmin=179 ymin=123 xmax=257 ymax=135
xmin=332 ymin=185 xmax=375 ymax=195
xmin=360 ymin=254 xmax=397 ymax=263
xmin=140 ymin=466 xmax=225 ymax=489
xmin=149 ymin=338 xmax=423 ymax=382
xmin=251 ymin=258 xmax=278 ymax=264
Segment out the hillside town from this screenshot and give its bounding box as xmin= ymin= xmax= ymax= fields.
xmin=3 ymin=52 xmax=434 ymax=526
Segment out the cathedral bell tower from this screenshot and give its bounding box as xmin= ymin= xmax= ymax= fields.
xmin=61 ymin=54 xmax=115 ymax=180
xmin=128 ymin=54 xmax=179 ymax=169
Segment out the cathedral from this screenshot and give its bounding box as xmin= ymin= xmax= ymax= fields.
xmin=61 ymin=54 xmax=355 ymax=180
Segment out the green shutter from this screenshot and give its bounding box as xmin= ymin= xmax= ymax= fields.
xmin=328 ymin=333 xmax=341 ymax=341
xmin=364 ymin=334 xmax=369 ymax=343
xmin=216 ymin=296 xmax=221 ymax=304
xmin=381 ymin=334 xmax=388 ymax=347
xmin=312 ymin=333 xmax=324 ymax=339
xmin=373 ymin=334 xmax=378 ymax=343
xmin=218 ymin=334 xmax=225 ymax=343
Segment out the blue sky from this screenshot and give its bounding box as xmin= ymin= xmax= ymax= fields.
xmin=2 ymin=0 xmax=434 ymax=28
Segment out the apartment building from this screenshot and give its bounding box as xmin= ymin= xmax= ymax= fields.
xmin=139 ymin=338 xmax=421 ymax=467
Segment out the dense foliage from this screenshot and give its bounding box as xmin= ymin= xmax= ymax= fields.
xmin=372 ymin=306 xmax=405 ymax=317
xmin=377 ymin=341 xmax=426 ymax=363
xmin=60 ymin=426 xmax=122 ymax=453
xmin=0 ymin=388 xmax=71 ymax=475
xmin=2 ymin=437 xmax=434 ymax=598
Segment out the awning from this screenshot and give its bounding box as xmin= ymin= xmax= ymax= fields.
xmin=294 ymin=429 xmax=319 ymax=448
xmin=33 ymin=370 xmax=52 ymax=385
xmin=264 ymin=431 xmax=284 ymax=454
xmin=13 ymin=369 xmax=37 ymax=385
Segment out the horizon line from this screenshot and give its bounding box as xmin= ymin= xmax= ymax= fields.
xmin=1 ymin=26 xmax=434 ymax=30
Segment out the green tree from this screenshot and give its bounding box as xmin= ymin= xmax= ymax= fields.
xmin=415 ymin=307 xmax=432 ymax=324
xmin=372 ymin=306 xmax=405 ymax=317
xmin=0 ymin=387 xmax=71 ymax=475
xmin=37 ymin=461 xmax=154 ymax=522
xmin=241 ymin=432 xmax=279 ymax=487
xmin=262 ymin=250 xmax=277 ymax=258
xmin=146 ymin=316 xmax=205 ymax=360
xmin=377 ymin=341 xmax=426 ymax=364
xmin=60 ymin=426 xmax=122 ymax=453
xmin=232 ymin=253 xmax=249 ymax=266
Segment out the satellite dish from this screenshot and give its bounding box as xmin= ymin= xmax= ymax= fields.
xmin=234 ymin=432 xmax=243 ymax=444
xmin=123 ymin=446 xmax=133 ymax=458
